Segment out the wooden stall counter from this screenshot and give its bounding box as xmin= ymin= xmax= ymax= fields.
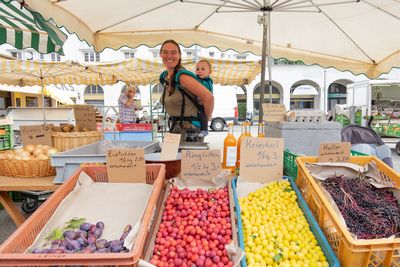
xmin=0 ymin=175 xmax=59 ymax=227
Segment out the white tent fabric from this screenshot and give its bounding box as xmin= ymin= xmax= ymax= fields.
xmin=21 ymin=0 xmax=400 ymax=78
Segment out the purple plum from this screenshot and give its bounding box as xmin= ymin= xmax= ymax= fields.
xmin=63 ymin=230 xmax=75 ymax=240
xmin=79 ymin=223 xmax=92 ymax=232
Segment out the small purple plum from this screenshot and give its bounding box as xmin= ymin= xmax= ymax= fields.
xmin=79 ymin=223 xmax=92 ymax=232
xmin=66 ymin=240 xmax=80 ymax=251
xmin=63 ymin=230 xmax=75 ymax=240
xmin=93 ymin=228 xmax=103 ymax=239
xmin=74 ymin=230 xmax=87 ymax=239
xmin=31 ymin=248 xmax=42 ymax=254
xmin=96 ymin=221 xmax=105 ymax=229
xmin=87 ymin=235 xmax=96 ymax=245
xmin=95 ymin=239 xmax=108 ymax=249
xmin=48 ymin=248 xmax=66 ymax=254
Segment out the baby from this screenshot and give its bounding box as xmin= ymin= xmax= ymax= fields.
xmin=195 ymin=59 xmax=213 ymax=138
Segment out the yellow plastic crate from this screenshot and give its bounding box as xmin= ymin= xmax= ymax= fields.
xmin=296 ymin=156 xmax=400 ymax=267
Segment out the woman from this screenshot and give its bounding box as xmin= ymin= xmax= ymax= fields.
xmin=159 ymin=39 xmax=214 ymax=140
xmin=118 ymin=84 xmax=140 ymax=123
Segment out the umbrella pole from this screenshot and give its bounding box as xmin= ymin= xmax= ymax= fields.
xmin=40 ymin=71 xmax=46 ymax=124
xmin=258 ymin=12 xmax=268 ymax=123
xmin=267 ymin=12 xmax=273 ymax=104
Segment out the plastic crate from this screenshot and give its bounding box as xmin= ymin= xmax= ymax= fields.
xmin=334 ymin=114 xmax=350 ymax=127
xmin=283 ymin=149 xmax=298 ymax=179
xmin=0 ymin=125 xmax=13 ymax=150
xmin=50 ymin=140 xmax=160 ymax=183
xmin=143 ymin=178 xmax=239 ymax=264
xmin=283 ymin=149 xmax=367 ymax=179
xmin=0 ymin=164 xmax=166 ymax=267
xmin=296 ymin=156 xmax=400 ymax=267
xmin=232 ymin=177 xmax=340 ymax=267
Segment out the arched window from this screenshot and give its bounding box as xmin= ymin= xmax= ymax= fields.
xmin=328 ymin=83 xmax=347 ymax=94
xmin=85 ymin=85 xmax=104 ymax=94
xmin=152 ymin=84 xmax=164 ymax=94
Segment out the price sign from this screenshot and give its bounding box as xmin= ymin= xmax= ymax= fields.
xmin=20 ymin=124 xmax=53 ymax=146
xmin=262 ymin=103 xmax=286 ymax=122
xmin=240 ymin=137 xmax=284 ymax=183
xmin=73 ymin=104 xmax=97 ymax=131
xmin=160 ymin=133 xmax=181 ymax=160
xmin=106 ymin=148 xmax=146 ymax=183
xmin=181 ymin=150 xmax=221 ymax=180
xmin=318 ymin=142 xmax=351 ymax=163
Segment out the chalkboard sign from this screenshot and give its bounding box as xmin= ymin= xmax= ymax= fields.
xmin=20 ymin=124 xmax=53 ymax=146
xmin=73 ymin=104 xmax=97 ymax=131
xmin=106 ymin=148 xmax=146 ymax=183
xmin=240 ymin=137 xmax=284 ymax=183
xmin=181 ymin=150 xmax=221 ymax=180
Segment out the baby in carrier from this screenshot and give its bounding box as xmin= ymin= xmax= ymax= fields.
xmin=195 ymin=59 xmax=213 ymax=138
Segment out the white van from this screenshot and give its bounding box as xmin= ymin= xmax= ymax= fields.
xmin=210 ymin=85 xmax=238 ymax=131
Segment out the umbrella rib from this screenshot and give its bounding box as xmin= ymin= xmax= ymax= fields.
xmin=360 ymin=0 xmax=400 ymax=21
xmin=270 ymin=0 xmax=280 ymax=7
xmin=182 ymin=0 xmax=255 ymax=10
xmin=217 ymin=0 xmax=258 ymax=9
xmin=310 ymin=0 xmax=376 ymax=64
xmin=97 ymin=0 xmax=179 ymax=33
xmin=241 ymin=0 xmax=262 ymax=8
xmin=273 ymin=0 xmax=296 ymax=9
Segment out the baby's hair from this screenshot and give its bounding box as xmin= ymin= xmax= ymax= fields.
xmin=197 ymin=59 xmax=212 ymax=73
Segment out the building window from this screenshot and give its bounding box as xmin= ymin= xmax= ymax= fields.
xmin=186 ymin=51 xmax=193 ymax=57
xmin=235 ymin=54 xmax=247 ymax=60
xmin=51 ymin=53 xmax=61 ymax=61
xmin=26 ymin=96 xmax=38 ymax=107
xmin=44 ymin=97 xmax=52 ymax=107
xmin=221 ymin=53 xmax=225 ymax=59
xmin=209 ymin=51 xmax=215 ymax=58
xmin=83 ymin=51 xmax=101 ymax=62
xmin=123 ymin=51 xmax=135 ymax=59
xmin=15 ymin=98 xmax=21 ymax=107
xmin=152 ymin=84 xmax=163 ymax=94
xmin=151 ymin=51 xmax=160 ymax=59
xmin=11 ymin=51 xmax=22 ymax=59
xmin=39 ymin=53 xmax=45 ymax=61
xmin=85 ymin=84 xmax=104 ymax=94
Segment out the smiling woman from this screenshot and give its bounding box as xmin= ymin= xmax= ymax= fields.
xmin=159 ymin=39 xmax=214 ymax=141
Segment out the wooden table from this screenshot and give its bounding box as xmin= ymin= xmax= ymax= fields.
xmin=0 ymin=175 xmax=59 ymax=227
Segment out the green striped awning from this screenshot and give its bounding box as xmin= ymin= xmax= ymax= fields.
xmin=0 ymin=0 xmax=66 ymax=54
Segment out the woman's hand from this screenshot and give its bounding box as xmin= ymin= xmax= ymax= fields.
xmin=180 ymin=74 xmax=214 ymax=121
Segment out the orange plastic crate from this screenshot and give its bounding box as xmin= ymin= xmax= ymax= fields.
xmin=0 ymin=164 xmax=166 ymax=267
xmin=296 ymin=156 xmax=400 ymax=267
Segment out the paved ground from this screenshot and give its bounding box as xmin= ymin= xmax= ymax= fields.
xmin=1 ymin=125 xmax=399 ymax=244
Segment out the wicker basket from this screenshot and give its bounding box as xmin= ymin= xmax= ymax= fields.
xmin=0 ymin=158 xmax=55 ymax=178
xmin=51 ymin=131 xmax=103 ymax=152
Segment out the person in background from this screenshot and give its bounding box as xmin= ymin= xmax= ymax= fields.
xmin=195 ymin=59 xmax=213 ymax=137
xmin=118 ymin=84 xmax=140 ymax=123
xmin=159 ymin=39 xmax=214 ymax=140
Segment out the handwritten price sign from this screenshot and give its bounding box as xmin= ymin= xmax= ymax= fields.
xmin=240 ymin=137 xmax=284 ymax=183
xmin=181 ymin=150 xmax=221 ymax=180
xmin=106 ymin=148 xmax=146 ymax=183
xmin=73 ymin=104 xmax=97 ymax=131
xmin=262 ymin=103 xmax=286 ymax=122
xmin=318 ymin=142 xmax=351 ymax=163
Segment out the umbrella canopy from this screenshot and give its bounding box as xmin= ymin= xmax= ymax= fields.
xmin=0 ymin=59 xmax=117 ymax=86
xmin=0 ymin=0 xmax=66 ymax=54
xmin=21 ymin=0 xmax=400 ymax=78
xmin=0 ymin=57 xmax=259 ymax=86
xmin=83 ymin=57 xmax=261 ymax=86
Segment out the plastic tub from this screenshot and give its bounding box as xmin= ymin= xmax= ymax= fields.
xmin=0 ymin=164 xmax=166 ymax=267
xmin=296 ymin=156 xmax=400 ymax=267
xmin=50 ymin=140 xmax=160 ymax=183
xmin=232 ymin=176 xmax=340 ymax=267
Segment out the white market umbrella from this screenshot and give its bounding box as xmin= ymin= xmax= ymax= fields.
xmin=20 ymin=0 xmax=400 ymax=121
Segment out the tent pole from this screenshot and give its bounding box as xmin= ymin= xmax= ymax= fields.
xmin=267 ymin=11 xmax=273 ymax=104
xmin=258 ymin=12 xmax=268 ymax=123
xmin=40 ymin=69 xmax=46 ymax=124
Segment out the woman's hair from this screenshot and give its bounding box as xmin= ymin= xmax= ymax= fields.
xmin=121 ymin=84 xmax=137 ymax=94
xmin=160 ymin=39 xmax=182 ymax=90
